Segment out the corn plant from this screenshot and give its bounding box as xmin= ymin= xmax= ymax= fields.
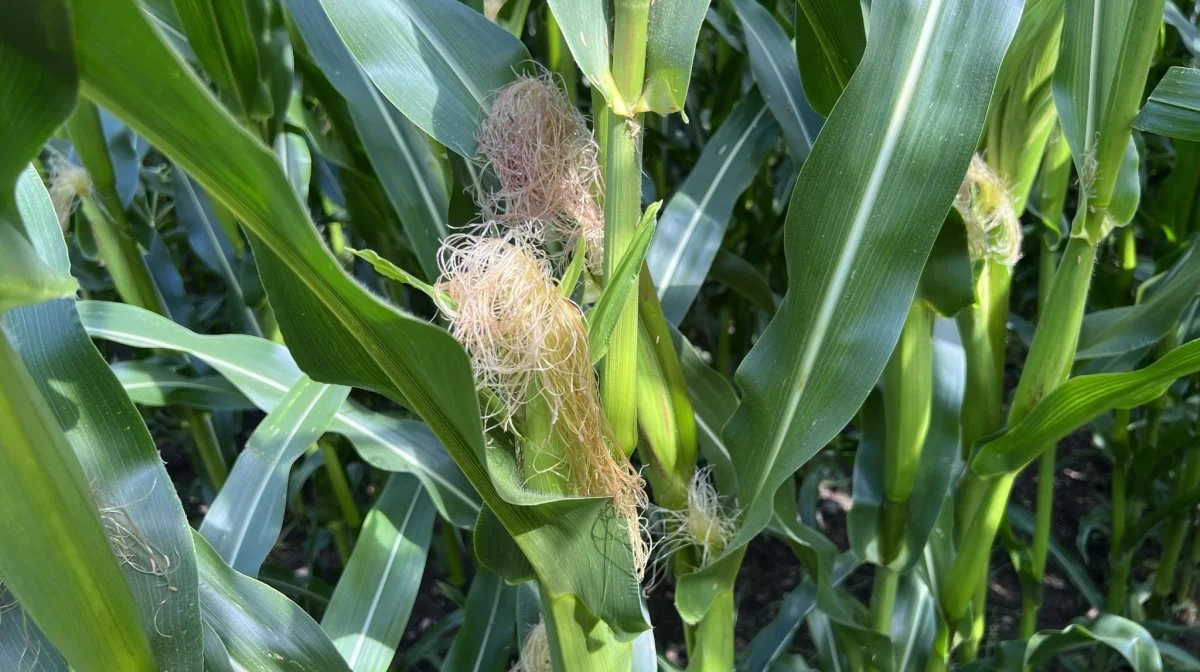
xmin=7 ymin=0 xmax=1200 ymax=670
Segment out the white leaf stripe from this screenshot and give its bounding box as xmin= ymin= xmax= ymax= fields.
xmin=345 ymin=485 xmax=425 ymax=668
xmin=467 ymin=581 xmax=505 ymax=672
xmin=752 ymin=0 xmax=946 ymax=499
xmin=736 ymin=0 xmax=815 ymax=152
xmin=655 ymin=103 xmax=772 ymax=296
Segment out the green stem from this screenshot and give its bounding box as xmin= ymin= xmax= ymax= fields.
xmin=441 ymin=522 xmax=467 ymax=587
xmin=1107 ymin=463 xmax=1131 ymax=614
xmin=925 ymin=617 xmax=952 ymax=672
xmin=600 ymin=0 xmax=649 ymax=454
xmin=1020 ymin=442 xmax=1055 ymax=638
xmin=959 ymin=578 xmax=989 ymax=663
xmin=1177 ymin=520 xmax=1200 ymax=600
xmin=1021 ymin=243 xmax=1063 ymax=638
xmin=320 ymin=437 xmax=360 ymax=532
xmin=1149 ymin=447 xmax=1200 ymax=616
xmin=870 ymin=566 xmax=900 ymax=635
xmin=945 ymin=233 xmax=1099 ymax=627
xmin=1117 ymin=225 xmax=1137 ymax=299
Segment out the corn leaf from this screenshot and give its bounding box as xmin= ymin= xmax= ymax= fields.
xmin=545 ymin=0 xmax=620 ymax=111
xmin=638 ymin=0 xmax=708 ymax=116
xmin=1053 ymin=0 xmax=1165 ymax=213
xmin=587 ymin=202 xmax=660 ymax=364
xmin=647 ymin=90 xmax=779 ymax=324
xmin=1133 ymin=65 xmax=1200 ymax=141
xmin=195 ymin=532 xmax=351 ymax=671
xmin=4 ymin=168 xmax=205 ymax=669
xmin=740 ymin=553 xmax=859 ymax=672
xmin=675 ymin=0 xmax=1023 ymax=624
xmin=78 ymin=300 xmax=481 ymax=528
xmin=732 ymin=0 xmax=822 ymax=162
xmin=440 ymin=569 xmax=520 ymax=672
xmin=973 ymin=337 xmax=1200 ymax=475
xmin=793 ymin=0 xmax=866 ymax=117
xmin=1076 ymin=239 xmax=1200 ymax=360
xmin=174 ymin=0 xmax=272 ymax=120
xmin=286 ymin=0 xmax=449 ymax=278
xmin=317 ymin=0 xmax=530 ymax=157
xmin=0 ymin=204 xmax=154 ymax=672
xmin=1025 ymin=615 xmax=1162 ymax=671
xmin=200 ymin=376 xmax=350 ymax=575
xmin=322 ymin=474 xmax=435 ymax=672
xmin=112 ymin=359 xmax=256 ymax=410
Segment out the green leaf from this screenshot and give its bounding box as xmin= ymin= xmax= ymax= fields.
xmin=78 ymin=300 xmax=480 ymax=528
xmin=638 ymin=0 xmax=708 ymax=116
xmin=741 ymin=553 xmax=859 ymax=672
xmin=647 ymin=90 xmax=780 ymax=324
xmin=545 ymin=1 xmax=621 ymax=112
xmin=318 ymin=0 xmax=530 ymax=157
xmin=286 ymin=0 xmax=449 ymax=278
xmin=0 ymin=223 xmax=77 ymax=316
xmin=1134 ymin=66 xmax=1200 ymax=141
xmin=891 ymin=574 xmax=938 ymax=672
xmin=440 ymin=569 xmax=520 ymax=672
xmin=710 ymin=251 xmax=778 ymax=317
xmin=848 ymin=325 xmax=966 ymax=571
xmin=69 ymin=0 xmax=646 ymax=637
xmin=1025 ymin=615 xmax=1162 ymax=671
xmin=1076 ymin=239 xmax=1200 ymax=360
xmin=1053 ymin=0 xmax=1165 ymax=214
xmin=0 ymin=587 xmax=67 ymax=671
xmin=112 ymin=359 xmax=256 ymax=410
xmin=199 ymin=376 xmax=350 ymax=575
xmin=323 ymin=474 xmax=435 ymax=672
xmin=677 ymin=0 xmax=1022 ymax=622
xmin=276 ymin=130 xmax=313 ymax=199
xmin=172 ymin=169 xmax=260 ymax=335
xmin=173 ymin=0 xmax=272 ymax=120
xmin=793 ymin=0 xmax=866 ymax=117
xmin=0 ymin=187 xmax=154 ymax=671
xmin=973 ymin=337 xmax=1200 ymax=475
xmin=0 ymin=0 xmax=78 ymax=195
xmin=918 ymin=214 xmax=976 ymax=317
xmin=201 ymin=622 xmax=235 ymax=672
xmin=731 ymin=0 xmax=821 ymax=162
xmin=347 ymin=247 xmax=445 ymax=303
xmin=10 ymin=166 xmax=205 ymax=668
xmin=195 ymin=532 xmax=351 ymax=671
xmin=587 ymin=202 xmax=660 ymax=364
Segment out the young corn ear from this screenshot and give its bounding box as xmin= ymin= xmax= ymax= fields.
xmin=954 ymin=155 xmax=1022 ymax=267
xmin=476 ymin=74 xmax=604 ymax=271
xmin=436 ymin=233 xmax=649 ymax=575
xmin=655 ymin=467 xmax=736 ymax=569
